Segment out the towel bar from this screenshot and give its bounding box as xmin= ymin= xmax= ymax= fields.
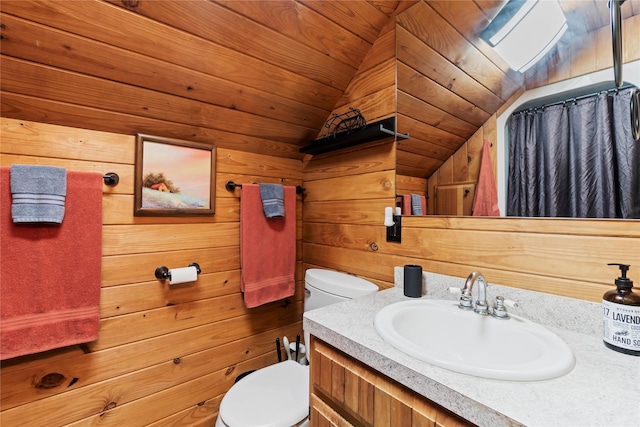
xmin=103 ymin=172 xmax=119 ymax=186
xmin=225 ymin=180 xmax=305 ymax=194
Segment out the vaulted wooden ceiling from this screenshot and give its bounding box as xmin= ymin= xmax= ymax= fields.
xmin=0 ymin=0 xmax=406 ymax=160
xmin=1 ymin=0 xmax=638 ymax=178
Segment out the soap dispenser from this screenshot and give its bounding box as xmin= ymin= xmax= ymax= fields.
xmin=602 ymin=263 xmax=640 ymax=356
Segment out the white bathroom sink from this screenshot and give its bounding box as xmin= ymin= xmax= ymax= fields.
xmin=374 ymin=299 xmax=575 ymax=381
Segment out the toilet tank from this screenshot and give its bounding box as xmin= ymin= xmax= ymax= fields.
xmin=304 ymin=268 xmax=378 ymax=312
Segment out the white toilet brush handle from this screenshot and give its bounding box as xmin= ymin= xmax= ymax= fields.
xmin=283 ymin=336 xmax=292 ymax=360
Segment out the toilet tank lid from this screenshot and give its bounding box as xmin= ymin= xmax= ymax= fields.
xmin=305 ymin=269 xmax=379 ymax=298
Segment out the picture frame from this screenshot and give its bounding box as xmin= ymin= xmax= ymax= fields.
xmin=134 ymin=134 xmax=216 ymax=216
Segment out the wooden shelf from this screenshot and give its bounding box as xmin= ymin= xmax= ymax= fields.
xmin=300 ymin=117 xmax=408 ymax=155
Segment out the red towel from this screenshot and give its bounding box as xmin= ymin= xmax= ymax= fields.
xmin=1 ymin=167 xmax=102 ymax=360
xmin=401 ymin=194 xmax=412 ymax=215
xmin=240 ymin=184 xmax=296 ymax=308
xmin=399 ymin=194 xmax=426 ymax=215
xmin=472 ymin=139 xmax=501 ymax=216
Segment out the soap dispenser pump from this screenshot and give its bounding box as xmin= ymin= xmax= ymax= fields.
xmin=602 ymin=263 xmax=640 ymax=356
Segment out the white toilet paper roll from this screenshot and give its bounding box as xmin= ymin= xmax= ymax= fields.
xmin=169 ymin=266 xmax=198 ymax=285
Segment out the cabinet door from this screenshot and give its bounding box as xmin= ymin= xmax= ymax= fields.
xmin=374 ymin=377 xmax=413 ymax=426
xmin=411 ymin=395 xmax=438 ymax=427
xmin=310 ymin=393 xmax=354 ymax=427
xmin=310 ymin=337 xmax=473 ymax=427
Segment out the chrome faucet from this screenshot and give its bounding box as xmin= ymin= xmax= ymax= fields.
xmin=450 ymin=272 xmax=518 ymax=318
xmin=458 ymin=271 xmax=489 ymax=315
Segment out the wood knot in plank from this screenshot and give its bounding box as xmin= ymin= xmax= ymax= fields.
xmin=100 ymin=401 xmax=118 ymax=418
xmin=121 ymin=0 xmax=139 ymax=9
xmin=35 ymin=373 xmax=66 ymax=389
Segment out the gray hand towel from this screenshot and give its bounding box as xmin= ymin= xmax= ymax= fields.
xmin=411 ymin=194 xmax=423 ymax=215
xmin=259 ymin=183 xmax=285 ymax=218
xmin=10 ymin=164 xmax=67 ymax=223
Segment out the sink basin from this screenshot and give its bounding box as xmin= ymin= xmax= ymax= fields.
xmin=374 ymin=299 xmax=575 ymax=381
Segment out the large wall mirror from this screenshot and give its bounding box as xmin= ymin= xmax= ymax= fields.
xmin=393 ymin=0 xmax=640 ymax=220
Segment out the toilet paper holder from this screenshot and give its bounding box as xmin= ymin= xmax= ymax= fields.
xmin=155 ymin=263 xmax=201 ymax=281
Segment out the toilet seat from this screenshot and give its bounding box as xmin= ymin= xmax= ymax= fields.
xmin=218 ymin=360 xmax=309 ymax=427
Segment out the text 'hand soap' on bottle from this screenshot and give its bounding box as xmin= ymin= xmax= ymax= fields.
xmin=602 ymin=263 xmax=640 ymax=356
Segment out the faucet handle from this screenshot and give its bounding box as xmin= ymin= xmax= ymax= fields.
xmin=491 ymin=296 xmax=518 ymax=319
xmin=448 ymin=287 xmax=473 ymax=310
xmin=502 ymin=298 xmax=519 ymax=309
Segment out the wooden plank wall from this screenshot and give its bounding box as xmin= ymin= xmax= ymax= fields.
xmin=304 ymin=13 xmax=639 ymax=304
xmin=306 ymin=142 xmax=639 ymax=303
xmin=391 ymin=216 xmax=640 ymax=302
xmin=0 ymin=1 xmax=378 ymax=421
xmin=302 ymin=141 xmax=397 ymax=290
xmin=302 ymin=139 xmax=638 ymax=304
xmin=0 ymin=118 xmax=304 ymax=426
xmin=302 ymin=1 xmax=408 ymax=289
xmin=396 ymin=175 xmax=427 ymax=197
xmin=324 ymin=0 xmax=407 ymax=125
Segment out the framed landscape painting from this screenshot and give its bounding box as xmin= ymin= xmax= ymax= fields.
xmin=134 ymin=134 xmax=216 ymax=216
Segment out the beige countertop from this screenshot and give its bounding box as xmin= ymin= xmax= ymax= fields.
xmin=303 ymin=269 xmax=640 ymax=427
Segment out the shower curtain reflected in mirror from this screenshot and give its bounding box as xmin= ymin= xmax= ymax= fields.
xmin=507 ymin=87 xmax=639 ymax=219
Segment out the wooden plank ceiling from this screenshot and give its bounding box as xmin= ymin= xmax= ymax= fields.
xmin=0 ymin=0 xmax=404 ymax=160
xmin=1 ymin=0 xmax=638 ymax=177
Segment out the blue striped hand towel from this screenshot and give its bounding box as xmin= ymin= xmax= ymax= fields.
xmin=411 ymin=194 xmax=423 ymax=215
xmin=259 ymin=183 xmax=285 ymax=218
xmin=10 ymin=164 xmax=67 ymax=223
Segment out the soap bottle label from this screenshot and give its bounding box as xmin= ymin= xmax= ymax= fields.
xmin=602 ymin=300 xmax=640 ymax=351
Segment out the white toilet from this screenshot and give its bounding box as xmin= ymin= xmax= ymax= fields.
xmin=215 ymin=268 xmax=379 ymax=427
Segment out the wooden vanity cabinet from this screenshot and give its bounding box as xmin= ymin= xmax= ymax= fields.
xmin=309 ymin=337 xmax=473 ymax=427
